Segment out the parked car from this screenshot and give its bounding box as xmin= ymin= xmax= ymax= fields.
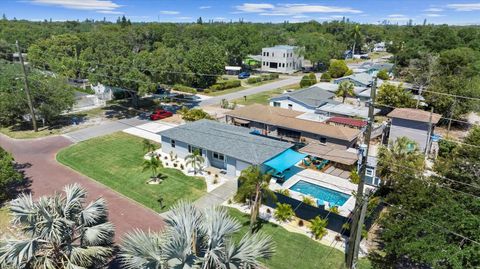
xmin=137 ymin=111 xmax=152 ymax=120
xmin=149 ymin=109 xmax=173 ymax=120
xmin=360 ymin=55 xmax=371 ymax=60
xmin=238 ymin=72 xmax=250 ymax=79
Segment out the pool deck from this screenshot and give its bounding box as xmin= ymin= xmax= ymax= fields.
xmin=269 ymin=165 xmax=376 ymax=217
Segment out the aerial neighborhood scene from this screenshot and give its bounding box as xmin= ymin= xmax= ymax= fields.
xmin=1 ymin=0 xmax=480 ymax=268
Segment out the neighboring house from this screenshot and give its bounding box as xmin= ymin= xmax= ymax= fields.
xmin=333 ymin=73 xmax=374 ymax=87
xmin=358 ymin=62 xmax=394 ymax=76
xmin=326 ymin=116 xmax=367 ymax=129
xmin=313 ymin=82 xmax=367 ymax=96
xmin=316 ymin=102 xmax=380 ymax=119
xmin=261 ymin=45 xmax=304 ymax=74
xmin=158 ymin=119 xmax=292 ymax=177
xmin=269 ymin=86 xmax=339 ymax=113
xmin=387 ymin=108 xmax=442 ymax=152
xmin=225 ymin=104 xmax=361 ymax=149
xmin=373 ymin=42 xmax=387 ymax=52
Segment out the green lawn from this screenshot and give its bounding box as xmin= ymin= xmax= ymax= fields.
xmin=57 ymin=132 xmax=206 ymax=212
xmin=203 ymin=86 xmax=247 ymax=96
xmin=233 ymin=84 xmax=301 ymax=105
xmin=228 ymin=208 xmax=371 ymax=269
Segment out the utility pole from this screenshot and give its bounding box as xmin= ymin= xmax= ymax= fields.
xmin=447 ymin=98 xmax=456 ymax=137
xmin=15 ymin=40 xmax=38 ymax=132
xmin=424 ymin=107 xmax=434 ymax=156
xmin=346 ymin=77 xmax=377 ymax=269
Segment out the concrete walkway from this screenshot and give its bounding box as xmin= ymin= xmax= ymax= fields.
xmin=193 ymin=178 xmax=238 ymax=209
xmin=199 ymin=76 xmax=302 ymax=106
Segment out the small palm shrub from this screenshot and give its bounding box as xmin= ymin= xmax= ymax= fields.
xmin=302 ymin=196 xmax=316 ymax=207
xmin=309 ymin=216 xmax=328 ymax=240
xmin=329 ymin=206 xmax=340 ymax=214
xmin=274 ymin=203 xmax=295 ymax=222
xmin=277 ymin=189 xmax=290 ymax=197
xmin=350 ymin=168 xmax=361 ymax=184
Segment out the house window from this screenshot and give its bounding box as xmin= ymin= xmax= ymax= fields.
xmin=272 ymin=52 xmax=274 ymax=57
xmin=319 ymin=137 xmax=327 ymax=144
xmin=273 ymin=101 xmax=281 ymax=107
xmin=282 ymin=63 xmax=285 ymax=67
xmin=366 ymin=168 xmax=374 ymax=177
xmin=283 ymin=53 xmax=285 ymax=57
xmin=170 ymin=139 xmax=176 ymax=148
xmin=267 ymin=52 xmax=269 ymax=57
xmin=288 ymin=104 xmax=293 ymax=110
xmin=213 ymin=152 xmax=225 ymax=161
xmin=188 ymin=145 xmax=201 ymax=153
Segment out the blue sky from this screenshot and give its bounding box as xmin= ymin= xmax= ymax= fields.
xmin=1 ymin=0 xmax=480 ymax=25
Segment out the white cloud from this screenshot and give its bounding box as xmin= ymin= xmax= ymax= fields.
xmin=28 ymin=0 xmax=121 ymax=12
xmin=424 ymin=7 xmax=443 ymax=12
xmin=97 ymin=10 xmax=123 ymax=14
xmin=234 ymin=3 xmax=362 ymax=16
xmin=160 ymin=10 xmax=179 ymax=15
xmin=292 ymin=15 xmax=309 ymax=19
xmin=447 ymin=3 xmax=480 ymax=11
xmin=423 ymin=13 xmax=445 ymax=17
xmin=199 ymin=6 xmax=211 ymax=9
xmin=388 ymin=14 xmax=406 ymax=18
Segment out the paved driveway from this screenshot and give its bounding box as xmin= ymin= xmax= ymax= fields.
xmin=199 ymin=76 xmax=302 ymax=106
xmin=0 ymin=133 xmax=164 ymax=241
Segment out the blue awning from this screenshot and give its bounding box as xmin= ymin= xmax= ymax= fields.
xmin=263 ymin=149 xmax=307 ymax=173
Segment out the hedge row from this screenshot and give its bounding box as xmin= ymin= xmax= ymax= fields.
xmin=172 ymin=84 xmax=197 ymax=94
xmin=209 ymin=79 xmax=241 ymax=92
xmin=246 ymin=73 xmax=279 ymax=84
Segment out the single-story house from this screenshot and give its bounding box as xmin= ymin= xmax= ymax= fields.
xmin=269 ymin=86 xmax=339 ymax=113
xmin=333 ymin=73 xmax=374 ymax=87
xmin=313 ymin=82 xmax=367 ymax=96
xmin=316 ymin=102 xmax=380 ymax=119
xmin=225 ymin=104 xmax=361 ymax=149
xmin=387 ymin=108 xmax=442 ymax=152
xmin=158 ymin=120 xmax=294 ymax=177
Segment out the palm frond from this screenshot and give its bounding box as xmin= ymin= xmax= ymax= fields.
xmin=63 ymin=184 xmax=87 ymax=219
xmin=223 ymin=232 xmax=275 ymax=269
xmin=80 ymin=198 xmax=108 ymax=226
xmin=81 ymin=222 xmax=115 ymax=246
xmin=9 ymin=193 xmax=37 ymax=227
xmin=70 ymin=245 xmax=113 ymax=268
xmin=119 ymin=229 xmax=163 ymax=269
xmin=0 ymin=238 xmax=41 ymax=268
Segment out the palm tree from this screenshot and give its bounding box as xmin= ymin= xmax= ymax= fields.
xmin=235 ymin=166 xmax=275 ymax=231
xmin=350 ymin=25 xmax=361 ymax=57
xmin=119 ymin=202 xmax=275 ymax=269
xmin=0 ymin=184 xmax=114 ymax=269
xmin=143 ymin=139 xmax=157 ymax=155
xmin=336 ymin=81 xmax=355 ymax=103
xmin=377 ymin=137 xmax=425 ymax=188
xmin=185 ymin=148 xmax=204 ymax=175
xmin=142 ymin=156 xmax=163 ymax=180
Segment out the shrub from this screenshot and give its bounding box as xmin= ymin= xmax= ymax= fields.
xmin=298 ymin=219 xmax=304 ymax=227
xmin=203 ymin=89 xmax=211 ymax=94
xmin=172 ymin=84 xmax=197 ymax=94
xmin=350 ymin=168 xmax=361 ymax=184
xmin=329 ymin=206 xmax=340 ymax=214
xmin=302 ymin=196 xmax=316 ymax=207
xmin=309 ymin=216 xmax=328 ymax=239
xmin=344 ymin=69 xmax=354 ymax=76
xmin=300 ymin=72 xmax=317 ymax=88
xmin=274 ymin=203 xmax=295 ymax=222
xmin=277 ymin=189 xmax=290 ymax=197
xmin=247 ymin=77 xmax=262 ymax=84
xmin=320 ymin=72 xmax=332 ymax=82
xmin=377 ymin=69 xmax=390 ymax=80
xmin=209 ymin=80 xmax=241 ymax=91
xmin=180 ymin=108 xmax=213 ymax=121
xmin=438 ymin=139 xmax=457 ymax=158
xmin=328 ymin=59 xmax=349 ymax=78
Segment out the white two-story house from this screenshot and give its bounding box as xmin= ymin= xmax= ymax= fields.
xmin=261 ymin=45 xmax=303 ymax=74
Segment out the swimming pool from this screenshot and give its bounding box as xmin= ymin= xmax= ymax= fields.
xmin=289 ymin=180 xmax=351 ymax=207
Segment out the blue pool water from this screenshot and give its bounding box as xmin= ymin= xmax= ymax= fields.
xmin=289 ymin=180 xmax=350 ymax=207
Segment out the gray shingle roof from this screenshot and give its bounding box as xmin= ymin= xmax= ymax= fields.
xmin=270 ymin=86 xmax=340 ymax=108
xmin=334 ymin=73 xmax=373 ymax=86
xmin=158 ymin=120 xmax=292 ymax=164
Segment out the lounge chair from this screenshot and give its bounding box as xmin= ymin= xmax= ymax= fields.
xmin=303 ymin=159 xmax=311 ymax=166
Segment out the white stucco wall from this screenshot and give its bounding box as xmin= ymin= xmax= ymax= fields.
xmin=269 ymin=98 xmax=315 ymax=113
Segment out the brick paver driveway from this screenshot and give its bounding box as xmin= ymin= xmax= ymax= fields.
xmin=0 ymin=134 xmax=164 ymax=241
